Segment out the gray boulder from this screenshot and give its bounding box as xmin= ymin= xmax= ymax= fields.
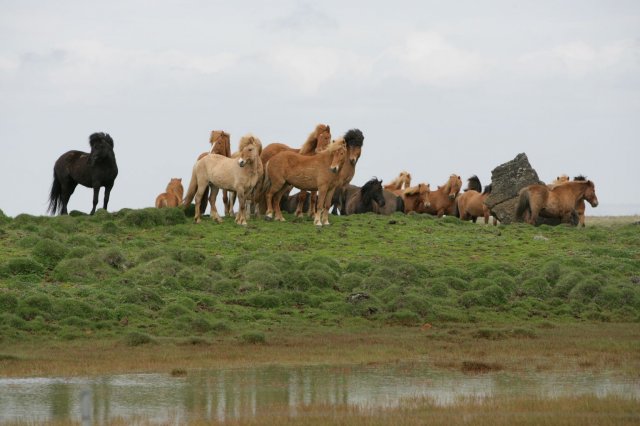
xmin=484 ymin=153 xmax=560 ymax=225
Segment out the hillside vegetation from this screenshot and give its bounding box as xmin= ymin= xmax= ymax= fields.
xmin=0 ymin=208 xmax=639 ymax=344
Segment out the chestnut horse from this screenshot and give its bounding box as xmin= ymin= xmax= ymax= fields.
xmin=184 ymin=134 xmax=263 ymax=225
xmin=422 ymin=174 xmax=462 ymax=217
xmin=547 ymin=175 xmax=589 ymax=226
xmin=324 ymin=129 xmax=365 ymax=217
xmin=155 ymin=178 xmax=183 ymax=208
xmin=402 ymin=183 xmax=432 ymax=214
xmin=384 ymin=171 xmax=412 ymax=196
xmin=516 ymin=179 xmax=598 ymax=226
xmin=455 ymin=176 xmax=495 ymax=225
xmin=264 ymin=139 xmax=347 ymax=226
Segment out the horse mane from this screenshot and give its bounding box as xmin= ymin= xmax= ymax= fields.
xmin=343 ymin=129 xmax=364 ymax=147
xmin=210 ymin=130 xmax=231 ymax=157
xmin=238 ymin=134 xmax=263 ymax=155
xmin=573 ymin=175 xmax=587 ymax=181
xmin=483 ymin=183 xmax=492 ymax=195
xmin=299 ymin=124 xmax=330 ymax=154
xmin=404 ymin=183 xmax=426 ymax=196
xmin=326 ymin=137 xmax=346 ymax=152
xmin=386 ymin=171 xmax=410 ymax=189
xmin=361 ymin=178 xmax=381 ymax=194
xmin=465 ymin=175 xmax=482 ymax=192
xmin=89 ymin=132 xmax=114 ymax=148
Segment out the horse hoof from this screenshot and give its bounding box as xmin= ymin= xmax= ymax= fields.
xmin=264 ymin=215 xmax=273 ymax=222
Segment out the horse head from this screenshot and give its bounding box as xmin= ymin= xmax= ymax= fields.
xmin=316 ymin=124 xmax=332 ymax=152
xmin=344 ymin=129 xmax=364 ymax=165
xmin=448 ymin=174 xmax=462 ymax=200
xmin=584 ymin=180 xmax=599 ymax=207
xmin=237 ymin=136 xmax=260 ymax=168
xmin=420 ymin=184 xmax=432 ymax=208
xmin=210 ymin=130 xmax=231 ymax=156
xmin=88 ymin=132 xmax=115 ymax=165
xmin=363 ymin=178 xmax=385 ymax=207
xmin=402 ymin=171 xmax=412 ymax=189
xmin=328 ymin=139 xmax=347 ymax=174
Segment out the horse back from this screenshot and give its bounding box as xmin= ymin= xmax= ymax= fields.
xmin=54 ymin=150 xmax=94 ymax=187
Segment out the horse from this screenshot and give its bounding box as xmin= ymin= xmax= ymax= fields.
xmin=257 ymin=124 xmax=331 ymax=215
xmin=48 ymin=132 xmax=118 ymax=215
xmin=548 ymin=174 xmax=570 ymax=189
xmin=547 ymin=175 xmax=589 ymax=226
xmin=264 ymin=138 xmax=347 ymax=226
xmin=184 ymin=134 xmax=263 ymax=225
xmin=193 ymin=131 xmax=232 ymax=216
xmin=155 ymin=178 xmax=183 ymax=208
xmin=280 ymin=191 xmax=310 ymax=214
xmin=384 ymin=171 xmax=412 ymax=196
xmin=455 ymin=176 xmax=495 ymax=225
xmin=343 ymin=178 xmax=386 ymax=215
xmin=402 ymin=183 xmax=432 ymax=214
xmin=323 ymin=129 xmax=365 ymax=217
xmin=372 ymin=190 xmax=405 ymax=215
xmin=516 ymin=179 xmax=598 ymax=226
xmin=226 ymin=136 xmax=264 ymax=217
xmin=422 ymin=174 xmax=462 ymax=217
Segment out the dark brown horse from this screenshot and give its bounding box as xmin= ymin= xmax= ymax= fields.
xmin=48 ymin=132 xmax=118 ymax=215
xmin=343 ymin=178 xmax=386 ymax=215
xmin=372 ymin=190 xmax=405 ymax=215
xmin=516 ymin=179 xmax=598 ymax=225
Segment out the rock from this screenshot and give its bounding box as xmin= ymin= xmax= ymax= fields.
xmin=484 ymin=153 xmax=561 ymax=225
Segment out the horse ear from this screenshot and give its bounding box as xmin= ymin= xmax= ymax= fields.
xmin=105 ymin=134 xmax=114 ymax=148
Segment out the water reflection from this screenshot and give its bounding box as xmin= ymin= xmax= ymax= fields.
xmin=1 ymin=363 xmax=638 ymax=423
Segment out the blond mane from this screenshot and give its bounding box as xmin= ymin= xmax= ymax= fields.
xmin=299 ymin=124 xmax=331 ymax=155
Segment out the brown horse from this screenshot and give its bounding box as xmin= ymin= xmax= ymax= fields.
xmin=455 ymin=176 xmax=495 ymax=225
xmin=343 ymin=178 xmax=386 ymax=215
xmin=226 ymin=136 xmax=264 ymax=217
xmin=402 ymin=183 xmax=432 ymax=214
xmin=384 ymin=171 xmax=412 ymax=196
xmin=372 ymin=190 xmax=405 ymax=215
xmin=324 ymin=129 xmax=364 ymax=217
xmin=547 ymin=175 xmax=589 ymax=226
xmin=264 ymin=138 xmax=347 ymax=226
xmin=184 ymin=134 xmax=263 ymax=225
xmin=516 ymin=179 xmax=598 ymax=225
xmin=155 ymin=178 xmax=183 ymax=208
xmin=258 ymin=124 xmax=332 ymax=215
xmin=422 ymin=174 xmax=462 ymax=217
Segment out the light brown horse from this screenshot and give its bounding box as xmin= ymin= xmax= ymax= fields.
xmin=422 ymin=174 xmax=462 ymax=217
xmin=322 ymin=129 xmax=364 ymax=217
xmin=155 ymin=178 xmax=183 ymax=208
xmin=193 ymin=131 xmax=232 ymax=215
xmin=226 ymin=136 xmax=264 ymax=217
xmin=455 ymin=176 xmax=495 ymax=225
xmin=264 ymin=139 xmax=347 ymax=226
xmin=384 ymin=171 xmax=412 ymax=196
xmin=184 ymin=134 xmax=263 ymax=225
xmin=402 ymin=183 xmax=431 ymax=213
xmin=516 ymin=179 xmax=598 ymax=225
xmin=547 ymin=175 xmax=589 ymax=226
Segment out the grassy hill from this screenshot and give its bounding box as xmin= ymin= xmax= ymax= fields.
xmin=1 ymin=207 xmax=638 ymax=347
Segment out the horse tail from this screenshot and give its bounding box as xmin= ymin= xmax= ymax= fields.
xmin=466 ymin=175 xmax=482 ymax=192
xmin=47 ymin=172 xmax=62 ymax=215
xmin=453 ymin=197 xmax=460 ymax=218
xmin=483 ymin=184 xmax=492 ymax=195
xmin=515 ymin=188 xmax=530 ymax=221
xmin=155 ymin=194 xmax=167 ymax=208
xmin=183 ymin=165 xmax=199 ymax=206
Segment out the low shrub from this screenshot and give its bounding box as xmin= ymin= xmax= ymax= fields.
xmin=1 ymin=258 xmax=45 ymax=277
xmin=32 ymin=239 xmax=68 ymax=269
xmin=124 ymin=331 xmax=154 ymax=346
xmin=569 ymin=279 xmax=602 ymax=304
xmin=281 ymin=270 xmax=312 ymax=291
xmin=53 ymin=258 xmax=93 ymax=282
xmin=518 ymin=276 xmax=550 ymax=299
xmin=0 ymin=293 xmax=18 ymax=313
xmin=241 ymin=331 xmax=266 ymax=344
xmin=385 ymin=309 xmax=420 ymax=326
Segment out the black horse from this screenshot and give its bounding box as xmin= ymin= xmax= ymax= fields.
xmin=343 ymin=178 xmax=386 ymax=215
xmin=48 ymin=132 xmax=118 ymax=215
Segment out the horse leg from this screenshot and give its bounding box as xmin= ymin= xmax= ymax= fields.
xmin=322 ymin=188 xmax=336 ymax=225
xmin=227 ymin=191 xmax=236 ymax=217
xmin=90 ymin=186 xmax=101 ymax=215
xmin=193 ymin=184 xmax=208 ymax=223
xmin=60 ymin=180 xmax=77 ymax=215
xmin=103 ymin=183 xmax=114 ymax=212
xmin=309 ymin=191 xmax=318 ymax=217
xmin=209 ymin=186 xmax=223 ymax=223
xmin=222 ymin=190 xmax=229 ymax=216
xmin=273 ymin=187 xmax=288 ymax=222
xmin=314 ymin=189 xmax=326 ymax=227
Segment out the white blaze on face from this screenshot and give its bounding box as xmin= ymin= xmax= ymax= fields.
xmin=238 ymin=158 xmax=245 ymax=167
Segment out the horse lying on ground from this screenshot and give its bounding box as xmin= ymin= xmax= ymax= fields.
xmin=455 ymin=176 xmax=495 ymax=225
xmin=48 ymin=132 xmax=118 ymax=215
xmin=343 ymin=178 xmax=386 ymax=215
xmin=264 ymin=138 xmax=347 ymax=226
xmin=423 ymin=174 xmax=462 ymax=217
xmin=402 ymin=183 xmax=432 ymax=214
xmin=184 ymin=134 xmax=263 ymax=225
xmin=155 ymin=178 xmax=183 ymax=208
xmin=373 ymin=190 xmax=405 ymax=215
xmin=516 ymin=179 xmax=598 ymax=226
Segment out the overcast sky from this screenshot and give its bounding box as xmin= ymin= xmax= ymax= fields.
xmin=1 ymin=0 xmax=638 ymax=217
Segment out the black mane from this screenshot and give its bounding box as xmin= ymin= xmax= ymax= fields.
xmin=344 ymin=129 xmax=364 ymax=147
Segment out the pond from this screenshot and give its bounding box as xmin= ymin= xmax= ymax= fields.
xmin=1 ymin=362 xmax=638 ymax=423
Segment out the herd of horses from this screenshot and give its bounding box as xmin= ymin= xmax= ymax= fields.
xmin=47 ymin=128 xmax=599 ymax=227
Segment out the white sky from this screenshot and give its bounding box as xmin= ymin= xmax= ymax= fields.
xmin=1 ymin=0 xmax=639 ymax=217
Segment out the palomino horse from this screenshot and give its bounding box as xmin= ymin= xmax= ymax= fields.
xmin=184 ymin=134 xmax=263 ymax=225
xmin=193 ymin=131 xmax=231 ymax=215
xmin=455 ymin=176 xmax=495 ymax=225
xmin=264 ymin=139 xmax=347 ymax=226
xmin=423 ymin=174 xmax=462 ymax=217
xmin=344 ymin=178 xmax=386 ymax=215
xmin=155 ymin=178 xmax=183 ymax=208
xmin=516 ymin=179 xmax=598 ymax=226
xmin=226 ymin=137 xmax=264 ymax=217
xmin=402 ymin=183 xmax=432 ymax=214
xmin=384 ymin=171 xmax=412 ymax=196
xmin=48 ymin=132 xmax=118 ymax=215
